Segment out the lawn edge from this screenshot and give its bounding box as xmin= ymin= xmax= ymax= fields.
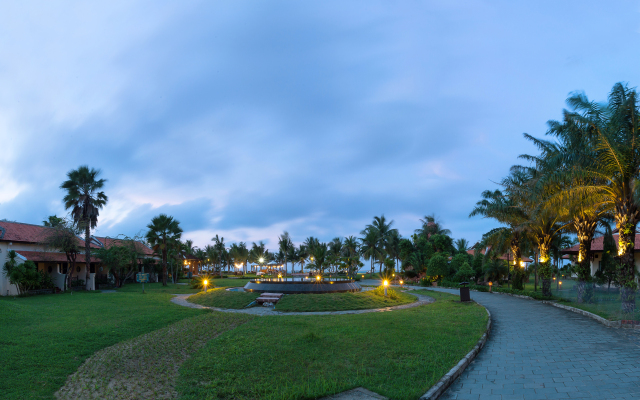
xmin=419 ymin=300 xmax=492 ymax=400
xmin=478 ymin=290 xmax=626 ymax=328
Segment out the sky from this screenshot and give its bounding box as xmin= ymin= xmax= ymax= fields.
xmin=0 ymin=1 xmax=639 ymax=250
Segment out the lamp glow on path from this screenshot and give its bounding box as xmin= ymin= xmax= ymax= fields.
xmin=383 ymin=280 xmax=389 ymax=297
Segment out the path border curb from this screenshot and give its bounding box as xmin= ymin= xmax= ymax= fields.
xmin=419 ymin=304 xmax=492 ymax=400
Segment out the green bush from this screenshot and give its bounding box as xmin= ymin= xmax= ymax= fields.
xmin=370 ymin=286 xmax=400 ymax=300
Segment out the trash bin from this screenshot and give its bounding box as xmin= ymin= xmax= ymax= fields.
xmin=459 ymin=282 xmax=470 ymax=302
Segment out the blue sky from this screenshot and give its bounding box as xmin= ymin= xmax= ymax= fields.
xmin=0 ymin=1 xmax=639 ymax=249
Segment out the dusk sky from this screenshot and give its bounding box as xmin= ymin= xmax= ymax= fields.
xmin=1 ymin=1 xmax=639 ymax=250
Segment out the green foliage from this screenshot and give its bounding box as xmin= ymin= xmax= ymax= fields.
xmin=454 ymin=262 xmax=475 ymax=282
xmin=275 ymin=290 xmax=415 ymax=312
xmin=2 ymin=254 xmax=42 ymax=295
xmin=449 ymin=253 xmax=470 ymax=276
xmin=427 ymin=253 xmax=448 ymax=279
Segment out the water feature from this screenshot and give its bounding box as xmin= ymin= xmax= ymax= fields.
xmin=244 ymin=277 xmax=361 ymax=294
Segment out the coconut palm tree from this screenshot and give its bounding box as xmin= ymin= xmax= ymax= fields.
xmin=60 ymin=165 xmax=108 ymax=290
xmin=454 ymin=238 xmax=470 ymax=254
xmin=359 ymin=228 xmax=383 ymax=274
xmin=278 ymin=231 xmax=293 ymax=275
xmin=145 ymin=214 xmax=183 ymax=286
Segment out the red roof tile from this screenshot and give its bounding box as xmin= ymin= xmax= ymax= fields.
xmin=16 ymin=250 xmax=99 ymax=263
xmin=92 ymin=236 xmax=155 ymax=256
xmin=0 ymin=220 xmax=101 ymax=247
xmin=561 ymin=233 xmax=639 ymax=254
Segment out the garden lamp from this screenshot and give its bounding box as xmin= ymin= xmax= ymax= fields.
xmin=383 ymin=280 xmax=389 ymax=297
xmin=489 ymin=281 xmax=493 ymax=293
xmin=203 ymin=279 xmax=208 ymax=292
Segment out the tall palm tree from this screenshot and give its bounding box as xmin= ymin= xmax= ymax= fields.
xmin=359 ymin=228 xmax=383 ymax=274
xmin=470 ymin=188 xmax=529 ymax=289
xmin=145 ymin=214 xmax=182 ymax=286
xmin=61 ymin=165 xmax=108 ymax=290
xmin=554 ymin=83 xmax=640 ymax=312
xmin=415 ymin=214 xmax=451 ymax=237
xmin=361 ymin=215 xmax=397 ymax=273
xmin=278 ymin=231 xmax=293 ymax=275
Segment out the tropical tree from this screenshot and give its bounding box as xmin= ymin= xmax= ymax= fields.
xmin=42 ymin=218 xmax=81 ymax=290
xmin=415 ymin=214 xmax=451 ymax=237
xmin=359 ymin=229 xmax=383 ymax=274
xmin=3 ymin=251 xmax=41 ymax=294
xmin=278 ymin=231 xmax=293 ymax=275
xmin=454 ymin=238 xmax=470 ymax=254
xmin=43 ymin=215 xmax=64 ymax=227
xmin=554 ymin=83 xmax=640 ymax=312
xmin=470 ymin=189 xmax=528 ymax=289
xmin=60 ymin=165 xmax=108 ymax=290
xmin=145 ymin=214 xmax=183 ymax=286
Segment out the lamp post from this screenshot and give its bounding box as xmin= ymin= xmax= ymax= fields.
xmin=489 ymin=281 xmax=493 ymax=293
xmin=203 ymin=279 xmax=208 ymax=293
xmin=383 ymin=280 xmax=389 ymax=297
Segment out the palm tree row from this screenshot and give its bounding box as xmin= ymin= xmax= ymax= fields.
xmin=472 ymin=82 xmax=640 ymax=312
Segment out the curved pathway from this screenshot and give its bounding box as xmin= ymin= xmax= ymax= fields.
xmin=170 ymin=291 xmax=434 ymax=316
xmin=427 ymin=287 xmax=640 ymax=400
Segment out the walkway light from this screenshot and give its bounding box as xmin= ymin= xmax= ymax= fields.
xmin=400 ymin=280 xmax=404 ymax=287
xmin=316 ymin=275 xmax=321 ymax=281
xmin=489 ymin=281 xmax=493 ymax=293
xmin=383 ymin=280 xmax=389 ymax=297
xmin=259 ymin=257 xmax=264 ymax=263
xmin=203 ymin=279 xmax=208 ymax=292
xmin=559 ymin=281 xmax=563 ymax=288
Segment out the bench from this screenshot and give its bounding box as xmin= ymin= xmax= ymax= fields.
xmin=256 ymin=292 xmax=284 ymax=305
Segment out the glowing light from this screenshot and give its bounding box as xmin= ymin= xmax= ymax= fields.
xmin=316 ymin=275 xmax=321 ymax=281
xmin=553 ymin=277 xmax=556 ymax=281
xmin=259 ymin=257 xmax=264 ymax=263
xmin=400 ymin=280 xmax=404 ymax=285
xmin=392 ymin=273 xmax=395 ymax=277
xmin=488 ymin=282 xmax=493 ymax=286
xmin=383 ymin=280 xmax=389 ymax=287
xmin=203 ymin=280 xmax=208 ymax=286
xmin=520 ymin=261 xmax=524 ymax=267
xmin=618 ymin=246 xmax=624 ymax=256
xmin=559 ymin=281 xmax=563 ymax=285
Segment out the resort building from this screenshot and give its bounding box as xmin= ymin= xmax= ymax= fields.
xmin=0 ymin=220 xmax=155 ymax=296
xmin=561 ymin=233 xmax=640 ymax=277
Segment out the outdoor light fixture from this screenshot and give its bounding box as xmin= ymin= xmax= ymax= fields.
xmin=383 ymin=280 xmax=389 ymax=297
xmin=489 ymin=281 xmax=493 ymax=292
xmin=203 ymin=279 xmax=208 ymax=292
xmin=400 ymin=280 xmax=404 ymax=287
xmin=259 ymin=257 xmax=264 ymax=263
xmin=316 ymin=275 xmax=321 ymax=281
xmin=520 ymin=261 xmax=525 ymax=267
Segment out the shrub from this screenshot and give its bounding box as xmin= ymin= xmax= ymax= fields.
xmin=370 ymin=286 xmax=400 ymax=300
xmin=427 ymin=253 xmax=448 ymax=280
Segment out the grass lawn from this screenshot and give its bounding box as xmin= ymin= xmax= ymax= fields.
xmin=188 ymin=288 xmax=260 ymax=309
xmin=0 ymin=291 xmax=206 ymax=400
xmin=178 ymin=290 xmax=488 ymax=400
xmin=275 ymin=289 xmax=416 ymax=312
xmin=56 ymin=312 xmax=254 ymax=399
xmin=116 ymin=282 xmax=200 ymax=294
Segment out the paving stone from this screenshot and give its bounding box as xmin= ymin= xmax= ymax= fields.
xmin=430 ymin=288 xmax=640 ymax=400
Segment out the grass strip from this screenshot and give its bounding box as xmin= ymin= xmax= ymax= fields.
xmin=274 ymin=289 xmax=416 ymax=312
xmin=55 ymin=312 xmax=253 ymax=399
xmin=0 ymin=291 xmax=205 ymax=400
xmin=178 ymin=290 xmax=487 ymax=400
xmin=188 ymin=288 xmax=260 ymax=309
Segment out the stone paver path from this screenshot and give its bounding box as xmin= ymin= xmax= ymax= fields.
xmin=428 ymin=288 xmax=640 ymax=400
xmin=170 ymin=291 xmax=433 ymax=316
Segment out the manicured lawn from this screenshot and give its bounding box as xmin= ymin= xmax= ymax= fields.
xmin=116 ymin=282 xmax=200 ymax=294
xmin=188 ymin=288 xmax=260 ymax=309
xmin=0 ymin=291 xmax=206 ymax=400
xmin=178 ymin=290 xmax=488 ymax=400
xmin=56 ymin=312 xmax=254 ymax=399
xmin=275 ymin=289 xmax=416 ymax=312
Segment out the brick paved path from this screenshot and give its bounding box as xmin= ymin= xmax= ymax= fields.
xmin=430 ymin=288 xmax=640 ymax=400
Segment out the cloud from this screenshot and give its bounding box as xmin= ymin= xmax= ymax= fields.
xmin=0 ymin=0 xmax=639 ymax=250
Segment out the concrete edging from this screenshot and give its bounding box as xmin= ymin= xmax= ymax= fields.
xmin=419 ymin=304 xmax=492 ymax=400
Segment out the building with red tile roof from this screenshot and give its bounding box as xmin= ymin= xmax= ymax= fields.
xmin=0 ymin=220 xmax=157 ymax=295
xmin=561 ymin=233 xmax=640 ymax=277
xmin=466 ymin=247 xmax=533 ymax=263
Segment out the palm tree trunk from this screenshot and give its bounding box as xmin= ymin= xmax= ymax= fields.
xmin=575 ymin=218 xmax=597 ymax=303
xmin=85 ymin=223 xmax=91 ymax=290
xmin=617 ymin=212 xmax=638 ymax=314
xmin=162 ymin=246 xmax=168 ymax=286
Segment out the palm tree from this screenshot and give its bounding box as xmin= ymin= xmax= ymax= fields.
xmin=278 ymin=231 xmax=293 ymax=275
xmin=454 ymin=238 xmax=470 ymax=254
xmin=361 ymin=215 xmax=397 ymax=273
xmin=415 ymin=214 xmax=451 ymax=237
xmin=359 ymin=228 xmax=383 ymax=274
xmin=297 ymin=245 xmax=308 ymax=273
xmin=552 ymin=83 xmax=640 ymax=312
xmin=386 ymin=230 xmax=402 ymax=272
xmin=470 ymin=189 xmax=528 ymax=289
xmin=61 ymin=165 xmax=108 ymax=290
xmin=145 ymin=214 xmax=183 ymax=286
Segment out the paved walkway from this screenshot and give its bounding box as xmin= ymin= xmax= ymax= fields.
xmin=170 ymin=291 xmax=433 ymax=316
xmin=429 ymin=288 xmax=640 ymax=400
